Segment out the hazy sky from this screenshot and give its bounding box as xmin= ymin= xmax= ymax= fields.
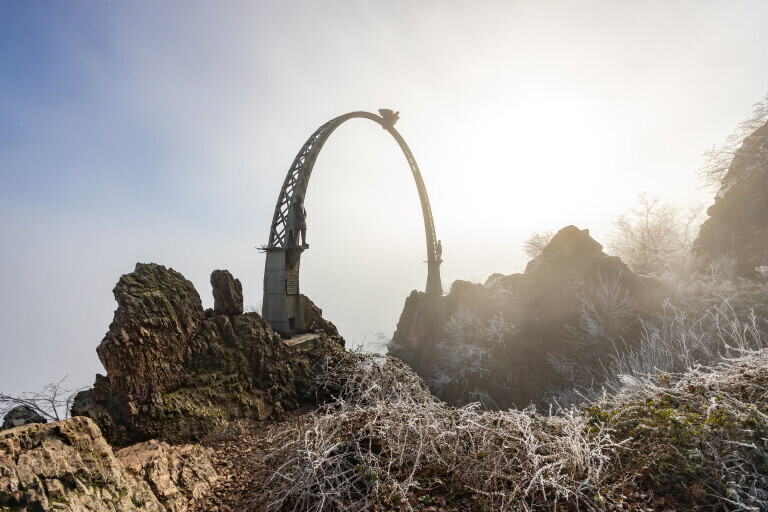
xmin=1 ymin=1 xmax=767 ymax=397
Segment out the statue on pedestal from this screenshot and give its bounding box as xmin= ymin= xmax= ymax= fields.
xmin=291 ymin=195 xmax=307 ymax=247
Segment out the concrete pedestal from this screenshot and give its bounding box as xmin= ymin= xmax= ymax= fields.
xmin=262 ymin=247 xmax=306 ymax=338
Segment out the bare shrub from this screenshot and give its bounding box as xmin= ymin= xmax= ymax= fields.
xmin=0 ymin=377 xmax=83 ymax=422
xmin=547 ymin=272 xmax=640 ymax=393
xmin=257 ymin=351 xmax=617 ymax=511
xmin=245 ymin=302 xmax=262 ymax=313
xmin=601 ymin=299 xmax=766 ymax=394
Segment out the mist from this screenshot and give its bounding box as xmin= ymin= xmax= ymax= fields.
xmin=2 ymin=0 xmax=768 ymax=400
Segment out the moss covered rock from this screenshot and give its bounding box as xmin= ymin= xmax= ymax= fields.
xmin=75 ymin=265 xmax=345 ymax=445
xmin=96 ymin=263 xmax=204 ymax=418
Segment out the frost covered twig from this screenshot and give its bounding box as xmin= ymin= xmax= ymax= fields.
xmin=256 ymin=351 xmax=617 ymax=511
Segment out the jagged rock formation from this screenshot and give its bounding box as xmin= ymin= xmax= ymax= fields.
xmin=300 ymin=294 xmax=340 ymax=337
xmin=695 ymin=121 xmax=768 ymax=278
xmin=73 ymin=263 xmax=343 ymax=445
xmin=0 ymin=417 xmax=164 ymax=511
xmin=96 ymin=264 xmax=204 ymax=419
xmin=2 ymin=405 xmax=47 ymax=430
xmin=210 ymin=269 xmax=243 ymax=316
xmin=389 ymin=226 xmax=666 ymax=408
xmin=116 ymin=440 xmax=217 ymax=512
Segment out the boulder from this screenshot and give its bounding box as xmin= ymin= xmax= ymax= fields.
xmin=210 ymin=269 xmax=243 ymax=316
xmin=116 ymin=440 xmax=218 ymax=512
xmin=0 ymin=417 xmax=163 ymax=511
xmin=2 ymin=405 xmax=47 ymax=430
xmin=96 ymin=263 xmax=205 ymax=417
xmin=70 ymin=374 xmax=123 ymax=443
xmin=694 ymin=121 xmax=768 ymax=278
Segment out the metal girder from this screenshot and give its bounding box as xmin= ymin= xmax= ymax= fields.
xmin=263 ymin=110 xmax=442 ymax=337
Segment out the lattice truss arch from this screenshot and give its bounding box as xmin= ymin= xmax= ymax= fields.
xmin=266 ymin=111 xmax=440 ymax=271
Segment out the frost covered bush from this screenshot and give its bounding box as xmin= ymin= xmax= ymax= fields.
xmin=257 ymin=351 xmax=617 ymax=512
xmin=572 ymin=272 xmax=639 ymax=345
xmin=698 ymin=93 xmax=768 ymax=190
xmin=553 ymin=269 xmax=768 ymax=401
xmin=258 ymin=348 xmax=768 ymax=511
xmin=586 ymin=349 xmax=768 ymax=511
xmin=427 ymin=305 xmax=515 ymax=402
xmin=601 ymin=300 xmax=766 ymax=393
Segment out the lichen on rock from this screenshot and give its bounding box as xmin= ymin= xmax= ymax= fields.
xmin=0 ymin=417 xmax=163 ymax=511
xmin=116 ymin=440 xmax=218 ymax=512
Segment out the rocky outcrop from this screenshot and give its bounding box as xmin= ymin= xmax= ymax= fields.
xmin=0 ymin=417 xmax=163 ymax=511
xmin=96 ymin=264 xmax=204 ymax=418
xmin=116 ymin=440 xmax=217 ymax=512
xmin=70 ymin=373 xmax=121 ymax=442
xmin=75 ymin=264 xmax=344 ymax=445
xmin=694 ymin=121 xmax=768 ymax=278
xmin=2 ymin=405 xmax=47 ymax=430
xmin=300 ymin=294 xmax=341 ymax=339
xmin=386 ymin=290 xmax=452 ymax=381
xmin=210 ymin=270 xmax=243 ymax=316
xmin=389 ymin=226 xmax=666 ymax=408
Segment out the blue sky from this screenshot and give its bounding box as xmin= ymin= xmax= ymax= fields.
xmin=2 ymin=1 xmax=768 ymax=397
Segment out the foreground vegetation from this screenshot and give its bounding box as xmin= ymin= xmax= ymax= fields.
xmin=256 ymin=338 xmax=768 ymax=511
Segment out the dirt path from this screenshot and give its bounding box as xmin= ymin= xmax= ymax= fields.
xmin=190 ymin=408 xmax=310 ymax=512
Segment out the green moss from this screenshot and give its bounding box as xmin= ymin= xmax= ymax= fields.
xmin=582 ymin=372 xmax=768 ymax=505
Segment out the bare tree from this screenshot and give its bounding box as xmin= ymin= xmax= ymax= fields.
xmin=607 ymin=192 xmax=703 ymax=275
xmin=698 ymin=93 xmax=768 ymax=191
xmin=522 ymin=229 xmax=555 ymax=259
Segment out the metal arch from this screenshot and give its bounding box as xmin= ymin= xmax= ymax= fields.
xmin=265 ymin=111 xmax=442 ymax=295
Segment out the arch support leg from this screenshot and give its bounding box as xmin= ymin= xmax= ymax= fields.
xmin=426 ymin=261 xmax=443 ymax=295
xmin=262 ymin=248 xmax=306 ymax=338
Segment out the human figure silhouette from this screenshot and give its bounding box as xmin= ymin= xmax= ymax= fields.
xmin=291 ymin=195 xmax=307 ymax=247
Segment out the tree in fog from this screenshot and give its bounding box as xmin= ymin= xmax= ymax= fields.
xmin=607 ymin=193 xmax=703 ymax=275
xmin=522 ymin=230 xmax=555 ymax=259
